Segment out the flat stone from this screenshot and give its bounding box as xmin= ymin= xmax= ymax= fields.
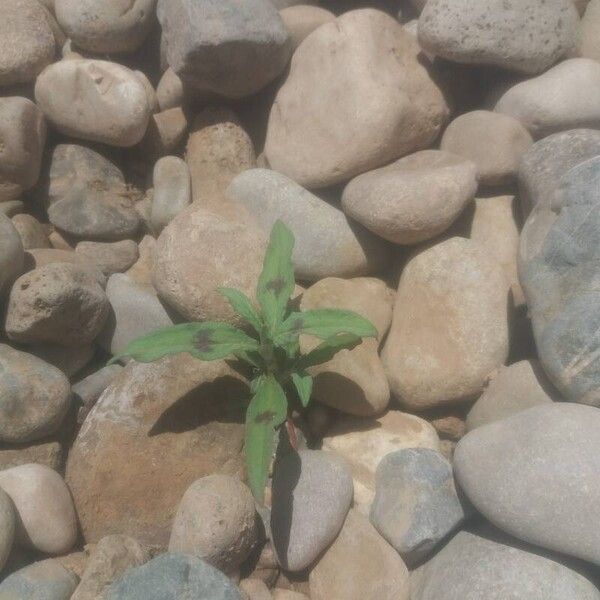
xmin=265 ymin=9 xmax=448 ymax=188
xmin=151 ymin=156 xmax=191 ymax=235
xmin=0 ymin=559 xmax=78 ymax=600
xmin=0 ymin=213 xmax=24 ymax=298
xmin=342 ymin=150 xmax=477 ymax=245
xmin=75 ymin=240 xmax=139 ymax=277
xmin=271 ymin=450 xmax=353 ymax=572
xmin=227 ymin=169 xmax=390 ymax=281
xmin=370 ymin=448 xmax=466 ymax=566
xmin=0 ymin=488 xmax=15 ymax=573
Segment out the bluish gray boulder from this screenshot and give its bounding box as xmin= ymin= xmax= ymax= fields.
xmin=0 ymin=559 xmax=78 ymax=600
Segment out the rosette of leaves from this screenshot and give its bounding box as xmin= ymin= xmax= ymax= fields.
xmin=112 ymin=221 xmax=377 ymax=504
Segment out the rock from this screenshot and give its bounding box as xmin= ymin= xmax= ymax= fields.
xmin=55 ymin=0 xmax=156 ymax=53
xmin=575 ymin=0 xmax=591 ymax=13
xmin=142 ymin=107 xmax=189 ymax=159
xmin=0 ymin=559 xmax=78 ymax=600
xmin=411 ymin=530 xmax=600 ymax=600
xmin=156 ymin=68 xmax=184 ymax=111
xmin=71 ymin=535 xmax=148 ymax=600
xmin=579 ymin=0 xmax=600 ymax=61
xmin=153 ymin=204 xmax=266 ymax=323
xmin=35 ymin=59 xmax=154 ymax=147
xmin=272 ymin=591 xmax=309 ymax=600
xmin=518 ymin=129 xmax=600 ymax=216
xmin=382 ymin=237 xmax=509 ymax=411
xmin=0 ymin=200 xmax=24 ymax=217
xmin=151 ymin=156 xmax=191 ymax=234
xmin=169 ymin=475 xmax=258 ymax=573
xmin=106 ymin=553 xmax=243 ymax=599
xmin=5 ymin=263 xmax=110 ymax=347
xmin=0 ymin=97 xmax=47 ymax=201
xmin=440 ymin=111 xmax=533 ymax=186
xmin=186 ymin=109 xmax=256 ymax=210
xmin=0 ymin=441 xmax=63 ymax=472
xmin=28 ymin=343 xmax=94 ymax=378
xmin=0 ymin=464 xmax=77 ymax=555
xmin=227 ymin=169 xmax=390 ymax=280
xmin=0 ymin=0 xmax=55 ymax=85
xmin=519 ymin=157 xmax=600 ymax=404
xmin=466 ymin=361 xmax=558 ymax=431
xmin=66 ymin=353 xmax=248 ymax=547
xmin=341 ymin=150 xmax=477 ymax=245
xmin=240 ymin=579 xmax=272 ymax=600
xmin=299 ymin=277 xmax=391 ymax=416
xmin=0 ymin=488 xmax=15 ymax=572
xmin=11 ymin=215 xmax=50 ymax=250
xmin=495 ymin=59 xmax=600 ymax=139
xmin=418 ymin=0 xmax=579 ymax=74
xmin=0 ymin=213 xmax=24 ymax=298
xmin=309 ymin=509 xmax=409 ymax=600
xmin=271 ymin=450 xmax=353 ymax=571
xmin=370 ymin=448 xmax=466 ymax=566
xmin=279 ymin=5 xmax=335 ymax=49
xmin=455 ymin=403 xmax=600 ymax=565
xmin=126 ymin=235 xmax=156 ymax=286
xmin=158 ymin=0 xmax=291 ymax=98
xmin=72 ymin=364 xmax=123 ymax=424
xmin=265 ymin=9 xmax=448 ymax=188
xmin=323 ymin=411 xmax=440 ymax=514
xmin=0 ymin=344 xmax=71 ymax=444
xmin=75 ymin=240 xmax=139 ymax=277
xmin=24 ymin=249 xmax=105 ymax=282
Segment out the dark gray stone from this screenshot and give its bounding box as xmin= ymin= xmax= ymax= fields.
xmin=158 ymin=0 xmax=292 ymax=99
xmin=0 ymin=559 xmax=78 ymax=600
xmin=520 ymin=156 xmax=600 ymax=405
xmin=411 ymin=530 xmax=600 ymax=600
xmin=105 ymin=553 xmax=243 ymax=600
xmin=454 ymin=403 xmax=600 ymax=566
xmin=370 ymin=448 xmax=466 ymax=566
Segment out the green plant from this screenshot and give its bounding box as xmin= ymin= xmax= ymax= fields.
xmin=112 ymin=221 xmax=377 ymax=504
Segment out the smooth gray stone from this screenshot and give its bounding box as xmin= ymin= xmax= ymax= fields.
xmin=0 ymin=559 xmax=78 ymax=600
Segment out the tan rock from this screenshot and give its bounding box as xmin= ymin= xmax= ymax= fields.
xmin=142 ymin=107 xmax=189 ymax=159
xmin=125 ymin=235 xmax=156 ymax=286
xmin=273 ymin=591 xmax=309 ymax=600
xmin=11 ymin=215 xmax=50 ymax=250
xmin=579 ymin=0 xmax=600 ymax=62
xmin=66 ymin=353 xmax=248 ymax=548
xmin=342 ymin=150 xmax=477 ymax=245
xmin=0 ymin=441 xmax=63 ymax=472
xmin=240 ymin=578 xmax=273 ymax=600
xmin=279 ymin=5 xmax=335 ymax=50
xmin=153 ymin=204 xmax=266 ymax=323
xmin=265 ymin=9 xmax=448 ymax=188
xmin=322 ymin=410 xmax=440 ymax=514
xmin=75 ymin=240 xmax=139 ymax=277
xmin=0 ymin=213 xmax=24 ymax=297
xmin=156 ymin=68 xmax=184 ymax=111
xmin=382 ymin=237 xmax=509 ymax=410
xmin=309 ymin=509 xmax=409 ymax=600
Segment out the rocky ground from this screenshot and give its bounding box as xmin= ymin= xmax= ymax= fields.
xmin=1 ymin=0 xmax=600 ymax=598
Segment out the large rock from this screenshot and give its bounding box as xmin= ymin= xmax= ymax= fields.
xmin=0 ymin=213 xmax=24 ymax=298
xmin=518 ymin=129 xmax=600 ymax=216
xmin=495 ymin=59 xmax=600 ymax=139
xmin=66 ymin=353 xmax=248 ymax=548
xmin=455 ymin=403 xmax=600 ymax=566
xmin=5 ymin=263 xmax=110 ymax=348
xmin=0 ymin=488 xmax=15 ymax=573
xmin=151 ymin=156 xmax=191 ymax=234
xmin=322 ymin=411 xmax=440 ymax=514
xmin=264 ymin=9 xmax=448 ymax=188
xmin=227 ymin=169 xmax=390 ymax=280
xmin=0 ymin=464 xmax=77 ymax=555
xmin=158 ymin=0 xmax=291 ymax=98
xmin=341 ymin=150 xmax=477 ymax=245
xmin=411 ymin=530 xmax=600 ymax=600
xmin=0 ymin=559 xmax=79 ymax=600
xmin=0 ymin=97 xmax=47 ymax=201
xmin=418 ymin=0 xmax=579 ymax=74
xmin=309 ymin=509 xmax=409 ymax=600
xmin=55 ymin=0 xmax=157 ymax=53
xmin=105 ymin=553 xmax=244 ymax=600
xmin=271 ymin=450 xmax=353 ymax=572
xmin=0 ymin=0 xmax=55 ymax=86
xmin=35 ymin=59 xmax=154 ymax=147
xmin=382 ymin=237 xmax=509 ymax=410
xmin=370 ymin=448 xmax=466 ymax=566
xmin=0 ymin=344 xmax=71 ymax=444
xmin=466 ymin=360 xmax=558 ymax=431
xmin=153 ymin=204 xmax=266 ymax=323
xmin=579 ymin=0 xmax=600 ymax=61
xmin=519 ymin=157 xmax=600 ymax=404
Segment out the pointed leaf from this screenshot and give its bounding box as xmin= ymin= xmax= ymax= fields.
xmin=245 ymin=374 xmax=288 ymax=504
xmin=291 ymin=372 xmax=313 ymax=408
xmin=112 ymin=322 xmax=260 ymax=364
xmin=219 ymin=288 xmax=263 ymax=333
xmin=257 ymin=220 xmax=295 ymax=333
xmin=297 ymin=333 xmax=362 ymax=369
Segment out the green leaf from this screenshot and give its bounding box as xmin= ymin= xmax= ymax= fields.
xmin=291 ymin=372 xmax=313 ymax=408
xmin=112 ymin=322 xmax=260 ymax=364
xmin=245 ymin=374 xmax=288 ymax=504
xmin=297 ymin=333 xmax=362 ymax=369
xmin=219 ymin=288 xmax=263 ymax=333
xmin=257 ymin=220 xmax=295 ymax=334
xmin=277 ymin=309 xmax=378 ymax=342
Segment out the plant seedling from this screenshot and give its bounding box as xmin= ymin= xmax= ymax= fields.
xmin=112 ymin=221 xmax=378 ymax=504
